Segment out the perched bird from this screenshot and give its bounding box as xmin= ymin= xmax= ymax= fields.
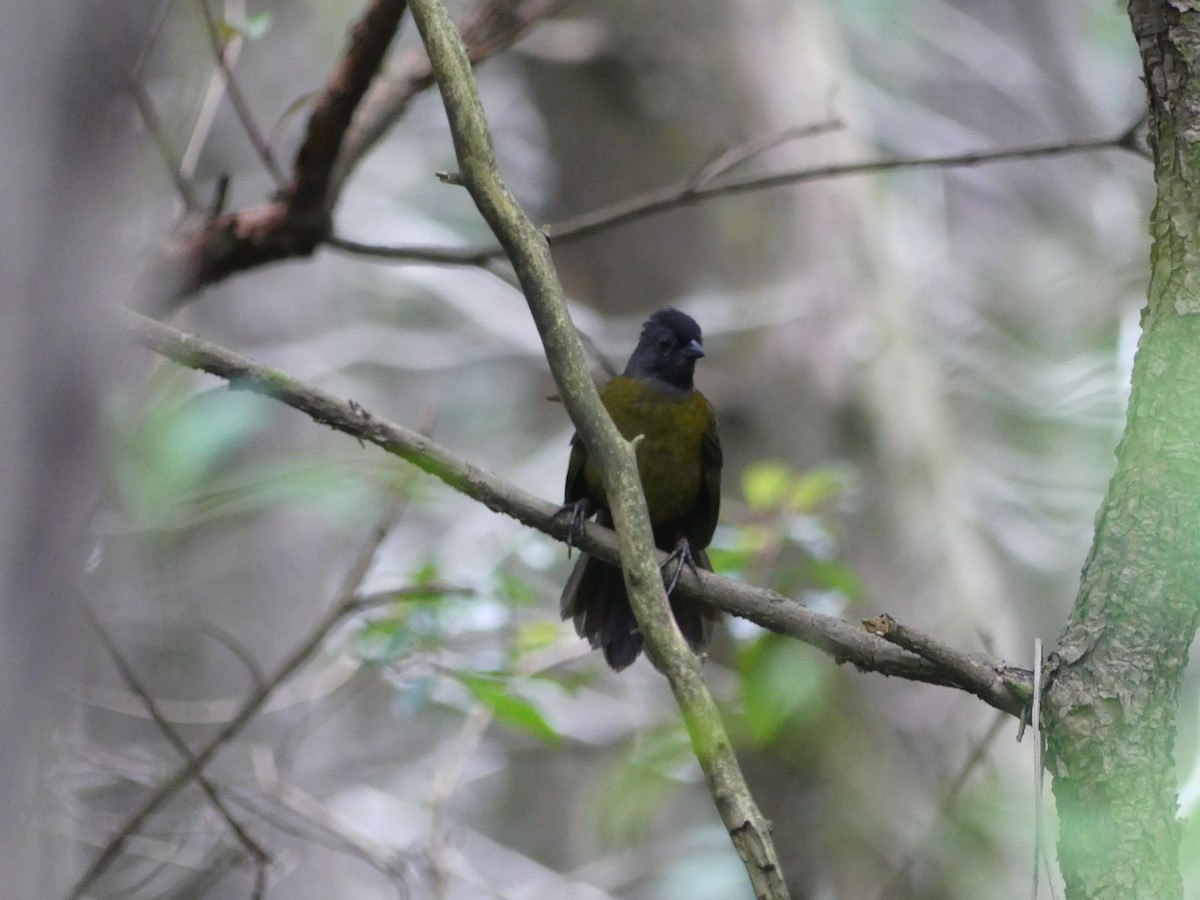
xmin=560 ymin=308 xmax=722 ymax=670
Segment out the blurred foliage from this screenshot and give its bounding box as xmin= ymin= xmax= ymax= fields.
xmin=107 ymin=369 xmax=377 ymax=533
xmin=712 ymin=459 xmax=861 ymax=605
xmin=596 ymin=723 xmax=698 ymax=846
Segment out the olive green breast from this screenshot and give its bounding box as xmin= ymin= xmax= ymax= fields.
xmin=583 ymin=376 xmax=712 ymax=525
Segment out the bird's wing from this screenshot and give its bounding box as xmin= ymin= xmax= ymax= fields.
xmin=564 ymin=431 xmax=589 ymax=504
xmin=686 ymin=399 xmax=722 ymax=548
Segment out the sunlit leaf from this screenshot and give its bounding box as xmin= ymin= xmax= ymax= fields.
xmin=789 ymin=466 xmax=846 ymax=512
xmin=804 ymin=559 xmax=863 ymax=600
xmin=514 ymin=620 xmax=561 ymax=657
xmin=221 ymin=12 xmax=272 ymax=41
xmin=457 ymin=673 xmax=561 ymax=744
xmin=742 ymin=461 xmax=793 ymax=511
xmin=738 ymin=634 xmax=829 ymax=745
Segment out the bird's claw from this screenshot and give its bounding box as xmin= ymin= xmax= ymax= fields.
xmin=660 ymin=538 xmax=698 ymax=596
xmin=555 ymin=499 xmax=592 ymax=558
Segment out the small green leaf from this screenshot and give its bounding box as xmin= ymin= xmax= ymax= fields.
xmin=514 ymin=620 xmax=561 ymax=657
xmin=457 ymin=673 xmax=561 ymax=744
xmin=805 ymin=559 xmax=863 ymax=600
xmin=222 ymin=12 xmax=273 ymax=41
xmin=496 ymin=569 xmax=538 ymax=606
xmin=707 ymin=546 xmax=751 ymax=575
xmin=789 ymin=467 xmax=845 ymax=512
xmin=355 ymin=617 xmax=409 ymax=663
xmin=742 ymin=461 xmax=793 ymax=511
xmin=738 ymin=634 xmax=828 ymax=745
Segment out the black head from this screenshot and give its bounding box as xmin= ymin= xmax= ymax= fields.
xmin=623 ymin=308 xmax=706 ymax=390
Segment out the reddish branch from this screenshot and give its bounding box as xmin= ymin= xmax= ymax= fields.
xmin=151 ymin=0 xmax=563 ymax=309
xmin=154 ymin=0 xmax=408 ymax=306
xmin=289 ymin=0 xmax=410 ymax=214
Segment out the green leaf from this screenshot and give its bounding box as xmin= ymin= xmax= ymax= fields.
xmin=596 ymin=725 xmax=696 ymax=844
xmin=738 ymin=634 xmax=829 ymax=745
xmin=514 ymin=620 xmax=561 ymax=657
xmin=457 ymin=673 xmax=561 ymax=744
xmin=495 ymin=569 xmax=538 ymax=606
xmin=222 ymin=12 xmax=272 ymax=41
xmin=804 ymin=559 xmax=863 ymax=600
xmin=355 ymin=617 xmax=409 ymax=663
xmin=789 ymin=466 xmax=846 ymax=512
xmin=742 ymin=461 xmax=793 ymax=511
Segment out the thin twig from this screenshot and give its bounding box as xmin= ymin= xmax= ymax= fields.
xmin=155 ymin=0 xmax=412 ymax=305
xmin=66 ymin=506 xmax=458 ymax=899
xmin=122 ymin=68 xmax=201 ymax=211
xmin=691 ymin=119 xmax=843 ymax=190
xmin=193 ymin=0 xmax=286 ymax=185
xmin=334 ymin=122 xmax=1146 ymax=266
xmin=122 ymin=307 xmax=1035 ymax=718
xmin=79 ymin=599 xmax=271 ymax=898
xmin=872 ymin=711 xmax=1008 ymax=900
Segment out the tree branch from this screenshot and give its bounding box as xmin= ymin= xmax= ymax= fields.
xmin=151 ymin=0 xmax=565 ymax=309
xmin=122 ymin=310 xmax=1034 ymax=713
xmin=153 ymin=0 xmax=409 ymax=307
xmin=333 ymin=121 xmax=1147 ymax=266
xmin=288 ymin=0 xmax=409 ymax=214
xmin=333 ymin=0 xmax=567 ymax=196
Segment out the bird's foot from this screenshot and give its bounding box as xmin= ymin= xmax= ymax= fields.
xmin=554 ymin=499 xmax=592 ymax=558
xmin=660 ymin=537 xmax=699 ymax=596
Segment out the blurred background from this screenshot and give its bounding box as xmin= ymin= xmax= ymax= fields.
xmin=9 ymin=0 xmax=1191 ymax=898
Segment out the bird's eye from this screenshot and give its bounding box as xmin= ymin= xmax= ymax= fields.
xmin=658 ymin=336 xmax=672 ymax=348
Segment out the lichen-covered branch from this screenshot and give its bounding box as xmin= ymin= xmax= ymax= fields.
xmin=124 ymin=310 xmax=1034 ymax=715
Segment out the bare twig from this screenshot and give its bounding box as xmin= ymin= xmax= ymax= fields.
xmin=66 ymin=503 xmax=459 ymax=899
xmin=154 ymin=0 xmax=565 ymax=307
xmin=690 ymin=119 xmax=843 ymax=190
xmin=79 ymin=600 xmax=271 ymax=898
xmin=336 ymin=123 xmax=1146 ymax=267
xmin=122 ymin=69 xmax=201 ymax=211
xmin=427 ymin=705 xmax=492 ymax=899
xmin=872 ymin=711 xmax=1008 ymax=900
xmin=193 ymin=0 xmax=286 ymax=185
xmin=122 ymin=307 xmax=1036 ymax=718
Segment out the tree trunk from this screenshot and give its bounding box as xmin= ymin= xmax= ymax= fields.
xmin=1043 ymin=3 xmax=1200 ymax=898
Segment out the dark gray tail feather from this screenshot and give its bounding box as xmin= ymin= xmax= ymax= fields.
xmin=560 ymin=543 xmax=719 ymax=671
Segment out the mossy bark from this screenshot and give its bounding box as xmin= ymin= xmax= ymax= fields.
xmin=1043 ymin=4 xmax=1200 ymax=897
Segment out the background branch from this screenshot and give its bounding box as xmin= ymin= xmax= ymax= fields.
xmin=154 ymin=0 xmax=409 ymax=306
xmin=66 ymin=503 xmax=451 ymax=899
xmin=334 ymin=122 xmax=1146 ymax=265
xmin=81 ymin=600 xmax=271 ymax=898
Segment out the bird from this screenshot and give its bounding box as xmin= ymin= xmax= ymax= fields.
xmin=559 ymin=308 xmax=722 ymax=670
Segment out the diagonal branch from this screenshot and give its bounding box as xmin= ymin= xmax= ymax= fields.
xmin=288 ymin=0 xmax=410 ymax=213
xmin=122 ymin=311 xmax=1034 ymax=714
xmin=333 ymin=0 xmax=567 ymax=197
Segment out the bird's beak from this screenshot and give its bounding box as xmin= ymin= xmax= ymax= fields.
xmin=683 ymin=339 xmax=705 ymax=359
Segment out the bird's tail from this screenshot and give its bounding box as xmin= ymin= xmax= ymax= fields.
xmin=560 ymin=524 xmax=718 ymax=671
